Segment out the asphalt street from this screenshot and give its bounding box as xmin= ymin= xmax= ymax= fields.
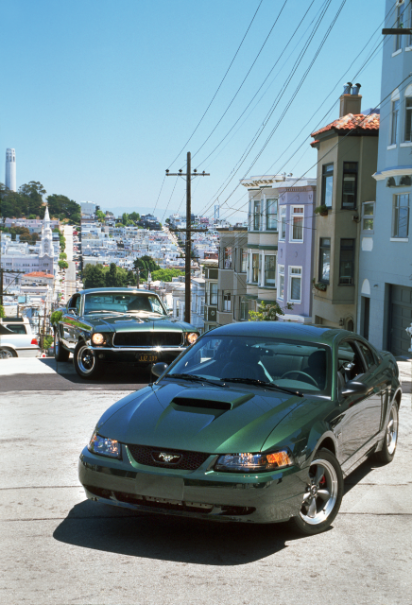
xmin=0 ymin=359 xmax=411 ymax=605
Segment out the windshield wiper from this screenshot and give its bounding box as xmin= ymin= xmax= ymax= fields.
xmin=167 ymin=373 xmax=225 ymax=388
xmin=220 ymin=377 xmax=303 ymax=397
xmin=86 ymin=310 xmax=127 ymax=315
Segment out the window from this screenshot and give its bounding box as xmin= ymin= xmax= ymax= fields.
xmin=321 ymin=164 xmax=334 ymax=207
xmin=339 ymin=239 xmax=355 ymax=285
xmin=405 ymin=97 xmax=412 ymax=142
xmin=239 ymin=298 xmax=249 ymax=320
xmin=252 ymin=253 xmax=259 ymax=283
xmin=290 ymin=206 xmax=304 ymax=241
xmin=264 ymin=255 xmax=276 ymax=286
xmin=395 ymin=1 xmax=406 ymax=51
xmin=279 ymin=206 xmax=286 ymax=240
xmin=319 ymin=238 xmax=331 ymax=284
xmin=253 ymin=201 xmax=260 ymax=230
xmin=358 ymin=342 xmax=376 ymax=369
xmin=223 ymin=292 xmax=231 ymax=312
xmin=210 ymin=283 xmax=218 ymax=306
xmin=342 ymin=162 xmax=358 ymax=209
xmin=391 ymin=99 xmax=400 ymax=144
xmin=266 ymin=199 xmax=278 ymax=230
xmin=224 ymin=246 xmax=232 ymax=269
xmin=362 ymin=201 xmax=375 ymax=232
xmin=240 ymin=248 xmax=247 ymax=273
xmin=393 ymin=193 xmax=410 ymax=237
xmin=289 ymin=267 xmax=302 ymax=303
xmin=278 ymin=265 xmax=285 ymax=299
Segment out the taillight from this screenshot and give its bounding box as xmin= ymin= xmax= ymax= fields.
xmin=31 ymin=338 xmax=38 ymax=345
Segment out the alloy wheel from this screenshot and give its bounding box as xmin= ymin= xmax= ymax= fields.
xmin=299 ymin=458 xmax=339 ymax=526
xmin=386 ymin=404 xmax=398 ymax=455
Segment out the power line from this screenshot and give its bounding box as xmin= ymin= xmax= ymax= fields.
xmin=167 ymin=0 xmax=264 ymax=169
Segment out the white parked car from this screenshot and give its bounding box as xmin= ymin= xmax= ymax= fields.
xmin=0 ymin=318 xmax=41 ymax=359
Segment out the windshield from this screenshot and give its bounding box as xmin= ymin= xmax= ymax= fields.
xmin=166 ymin=334 xmax=331 ymax=395
xmin=84 ymin=293 xmax=166 ymax=316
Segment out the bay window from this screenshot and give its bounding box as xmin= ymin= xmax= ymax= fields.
xmin=290 ymin=206 xmax=304 ymax=242
xmin=289 ymin=267 xmax=302 ymax=303
xmin=264 ymin=255 xmax=276 ymax=286
xmin=266 ymin=199 xmax=278 ymax=230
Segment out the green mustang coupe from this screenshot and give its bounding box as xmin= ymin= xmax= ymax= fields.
xmin=53 ymin=288 xmax=199 ymax=379
xmin=78 ymin=322 xmax=401 ymax=534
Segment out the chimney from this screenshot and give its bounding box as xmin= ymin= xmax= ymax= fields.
xmin=339 ymin=82 xmax=362 ymax=117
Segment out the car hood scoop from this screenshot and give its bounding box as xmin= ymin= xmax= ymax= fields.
xmin=100 ymin=382 xmax=304 ymax=454
xmin=171 ymin=390 xmax=254 ymax=411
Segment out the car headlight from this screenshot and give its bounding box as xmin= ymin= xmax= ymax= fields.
xmin=215 ymin=450 xmax=294 ymax=472
xmin=88 ymin=431 xmax=121 ymax=458
xmin=91 ymin=333 xmax=105 ymax=345
xmin=186 ymin=332 xmax=199 ymax=345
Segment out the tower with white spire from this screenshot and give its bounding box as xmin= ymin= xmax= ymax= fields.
xmin=5 ymin=148 xmax=16 ymax=191
xmin=39 ymin=204 xmax=54 ymax=260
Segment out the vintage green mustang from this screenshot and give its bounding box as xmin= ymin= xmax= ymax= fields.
xmin=78 ymin=322 xmax=402 ymax=535
xmin=53 ymin=288 xmax=199 ymax=379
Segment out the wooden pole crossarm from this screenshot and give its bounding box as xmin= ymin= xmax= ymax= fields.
xmin=382 ymin=28 xmax=412 ymax=35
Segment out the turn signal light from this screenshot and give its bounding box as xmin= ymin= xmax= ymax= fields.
xmin=31 ymin=338 xmax=38 ymax=345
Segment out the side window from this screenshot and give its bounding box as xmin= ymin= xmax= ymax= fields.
xmin=67 ymin=296 xmax=75 ymax=310
xmin=75 ymin=296 xmax=81 ymax=314
xmin=337 ymin=341 xmax=365 ymax=381
xmin=358 ymin=342 xmax=376 ymax=370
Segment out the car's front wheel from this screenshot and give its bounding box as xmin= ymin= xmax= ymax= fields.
xmin=74 ymin=341 xmax=100 ymax=380
xmin=291 ymin=449 xmax=343 ymax=536
xmin=0 ymin=347 xmax=17 ymax=360
xmin=375 ymin=401 xmax=399 ymax=464
xmin=54 ymin=330 xmax=70 ymax=362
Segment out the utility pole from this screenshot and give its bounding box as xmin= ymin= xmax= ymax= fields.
xmin=166 ymin=152 xmax=210 ymax=324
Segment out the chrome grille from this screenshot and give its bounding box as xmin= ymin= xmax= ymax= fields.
xmin=113 ymin=332 xmax=183 ymax=347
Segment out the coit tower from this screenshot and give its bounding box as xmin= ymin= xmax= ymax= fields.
xmin=5 ymin=148 xmax=16 ymax=192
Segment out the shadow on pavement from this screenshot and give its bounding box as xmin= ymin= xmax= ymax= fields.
xmin=39 ymin=357 xmax=151 ymax=386
xmin=53 ymin=499 xmax=306 ymax=565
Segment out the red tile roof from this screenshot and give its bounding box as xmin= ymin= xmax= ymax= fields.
xmin=23 ymin=271 xmax=54 ymax=278
xmin=311 ymin=113 xmax=380 ymax=138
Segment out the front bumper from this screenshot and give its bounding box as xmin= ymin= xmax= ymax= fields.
xmin=78 ymin=445 xmax=307 ymax=524
xmin=87 ymin=346 xmax=186 ymax=364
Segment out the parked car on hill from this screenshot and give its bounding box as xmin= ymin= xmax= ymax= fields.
xmin=53 ymin=287 xmax=200 ymax=379
xmin=79 ymin=322 xmax=401 ymax=535
xmin=0 ymin=318 xmax=40 ymax=359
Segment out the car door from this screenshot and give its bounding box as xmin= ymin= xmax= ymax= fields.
xmin=334 ymin=338 xmax=378 ymax=463
xmin=62 ymin=295 xmax=81 ymax=349
xmin=353 ymin=339 xmax=384 ymax=439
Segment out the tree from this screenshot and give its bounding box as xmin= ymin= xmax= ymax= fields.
xmin=133 ymin=255 xmax=161 ymax=281
xmin=83 ymin=264 xmax=106 ymax=288
xmin=96 ymin=210 xmax=106 ymax=223
xmin=0 ymin=304 xmax=5 ymax=319
xmin=115 ymin=222 xmax=124 ymax=227
xmin=58 ymin=260 xmax=69 ymax=270
xmin=248 ymin=300 xmax=286 ymax=322
xmin=59 ymin=252 xmax=67 ymax=260
xmin=151 ymin=269 xmax=185 ymax=282
xmin=46 ymin=194 xmax=81 ymax=221
xmin=129 ymin=212 xmax=140 ymax=222
xmin=104 ymin=263 xmax=130 ymax=287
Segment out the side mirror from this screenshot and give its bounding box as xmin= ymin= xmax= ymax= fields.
xmin=152 ymin=362 xmax=169 ymax=378
xmin=68 ymin=308 xmax=78 ymax=316
xmin=341 ymin=380 xmax=370 ymax=398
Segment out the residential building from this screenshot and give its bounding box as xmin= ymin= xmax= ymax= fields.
xmin=203 ymin=260 xmax=219 ymax=332
xmin=358 ymin=1 xmax=412 ymax=357
xmin=310 ymin=86 xmax=379 ymax=330
xmin=216 ymin=227 xmax=248 ymax=324
xmin=276 ymin=179 xmax=316 ymax=322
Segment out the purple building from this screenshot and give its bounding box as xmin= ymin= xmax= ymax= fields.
xmin=276 ymin=179 xmax=316 ymax=323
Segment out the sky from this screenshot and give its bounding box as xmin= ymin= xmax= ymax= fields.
xmin=1 ymin=0 xmax=387 ymax=223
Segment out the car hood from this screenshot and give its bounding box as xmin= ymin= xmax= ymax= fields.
xmin=84 ymin=314 xmax=194 ymax=332
xmin=97 ymin=381 xmax=306 ymax=454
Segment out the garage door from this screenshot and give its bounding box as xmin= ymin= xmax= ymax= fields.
xmin=389 ymin=285 xmax=412 ymax=357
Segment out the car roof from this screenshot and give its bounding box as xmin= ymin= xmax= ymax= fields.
xmin=207 ymin=321 xmax=347 ymax=345
xmin=78 ymin=288 xmax=155 ymax=296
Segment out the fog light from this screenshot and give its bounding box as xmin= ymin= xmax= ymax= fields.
xmin=98 ymin=354 xmax=105 ymax=359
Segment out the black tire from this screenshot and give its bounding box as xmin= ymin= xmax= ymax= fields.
xmin=375 ymin=401 xmax=399 ymax=464
xmin=0 ymin=347 xmax=17 ymax=359
xmin=54 ymin=329 xmax=70 ymax=362
xmin=73 ymin=341 xmax=100 ymax=380
xmin=291 ymin=449 xmax=344 ymax=536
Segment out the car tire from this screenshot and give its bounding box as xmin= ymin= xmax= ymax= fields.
xmin=54 ymin=330 xmax=70 ymax=362
xmin=291 ymin=449 xmax=344 ymax=536
xmin=74 ymin=341 xmax=100 ymax=380
xmin=375 ymin=401 xmax=399 ymax=464
xmin=0 ymin=347 xmax=17 ymax=360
